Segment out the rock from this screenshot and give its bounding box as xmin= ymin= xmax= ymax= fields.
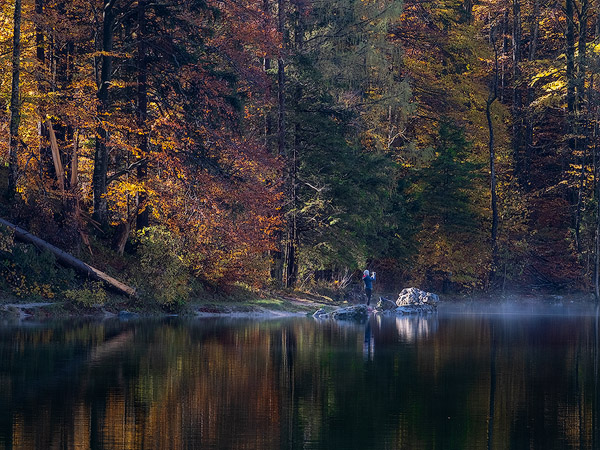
xmin=376 ymin=297 xmax=396 ymax=311
xmin=313 ymin=308 xmax=330 ymax=319
xmin=395 ymin=288 xmax=439 ymax=315
xmin=331 ymin=304 xmax=369 ymax=321
xmin=396 ymin=288 xmax=439 ymax=306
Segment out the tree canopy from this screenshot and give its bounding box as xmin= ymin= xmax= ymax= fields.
xmin=2 ymin=0 xmax=600 ymax=300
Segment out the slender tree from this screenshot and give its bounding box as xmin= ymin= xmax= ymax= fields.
xmin=7 ymin=0 xmax=23 ymax=200
xmin=92 ymin=0 xmax=118 ymax=228
xmin=136 ymin=0 xmax=149 ymax=231
xmin=574 ymin=0 xmax=590 ymax=253
xmin=487 ymin=36 xmax=499 ymax=282
xmin=524 ymin=0 xmax=540 ymax=188
xmin=512 ymin=0 xmax=523 ymax=183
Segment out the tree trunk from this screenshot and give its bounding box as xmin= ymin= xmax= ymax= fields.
xmin=501 ymin=9 xmax=509 ymax=102
xmin=591 ymin=7 xmax=600 ymax=298
xmin=566 ymin=0 xmax=576 ymax=138
xmin=574 ymin=0 xmax=589 ymax=253
xmin=463 ymin=0 xmax=473 ymax=23
xmin=47 ymin=120 xmax=65 ymax=193
xmin=71 ymin=129 xmax=79 ymax=188
xmin=0 ymin=217 xmax=136 ymax=297
xmin=92 ymin=0 xmax=117 ymax=228
xmin=136 ymin=0 xmax=149 ymax=230
xmin=264 ymin=0 xmax=282 ymax=283
xmin=263 ymin=0 xmax=273 ymax=149
xmin=7 ymin=0 xmax=22 ymax=200
xmin=524 ymin=0 xmax=540 ymax=190
xmin=277 ymin=0 xmax=286 ymax=158
xmin=488 ymin=40 xmax=499 ymax=283
xmin=273 ymin=0 xmax=287 ymax=285
xmin=595 ymin=113 xmax=599 ymax=299
xmin=512 ymin=0 xmax=523 ymax=183
xmin=35 ymin=0 xmax=54 ymax=182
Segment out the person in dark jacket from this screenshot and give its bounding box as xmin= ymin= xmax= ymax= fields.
xmin=362 ymin=269 xmax=376 ymax=306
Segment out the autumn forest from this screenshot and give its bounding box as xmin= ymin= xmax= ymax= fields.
xmin=1 ymin=0 xmax=600 ymax=302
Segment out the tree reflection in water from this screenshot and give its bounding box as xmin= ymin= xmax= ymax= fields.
xmin=0 ymin=312 xmax=599 ymax=449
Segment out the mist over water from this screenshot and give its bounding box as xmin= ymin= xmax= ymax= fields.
xmin=438 ymin=296 xmax=600 ymax=316
xmin=1 ymin=310 xmax=599 ymax=449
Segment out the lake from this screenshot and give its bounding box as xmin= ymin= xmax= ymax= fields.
xmin=1 ymin=308 xmax=600 ymax=449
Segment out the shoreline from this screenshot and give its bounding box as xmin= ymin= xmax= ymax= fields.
xmin=0 ymin=292 xmax=335 ymax=323
xmin=2 ymin=291 xmax=600 ymax=323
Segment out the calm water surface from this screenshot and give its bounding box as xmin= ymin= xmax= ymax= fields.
xmin=1 ymin=310 xmax=600 ymax=449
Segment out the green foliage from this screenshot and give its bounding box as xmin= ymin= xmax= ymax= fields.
xmin=412 ymin=120 xmax=489 ymax=291
xmin=0 ymin=241 xmax=75 ymax=299
xmin=132 ymin=227 xmax=192 ymax=306
xmin=64 ymin=281 xmax=107 ymax=307
xmin=417 ymin=119 xmax=483 ymax=233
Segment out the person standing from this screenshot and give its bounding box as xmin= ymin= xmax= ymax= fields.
xmin=363 ymin=269 xmax=376 ymax=305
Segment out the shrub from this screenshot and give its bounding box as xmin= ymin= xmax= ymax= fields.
xmin=0 ymin=239 xmax=75 ymax=299
xmin=133 ymin=227 xmax=192 ymax=306
xmin=64 ymin=281 xmax=108 ymax=307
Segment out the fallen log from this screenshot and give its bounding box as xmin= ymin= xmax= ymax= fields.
xmin=0 ymin=217 xmax=136 ymax=297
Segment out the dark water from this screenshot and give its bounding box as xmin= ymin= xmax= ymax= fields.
xmin=1 ymin=311 xmax=600 ymax=449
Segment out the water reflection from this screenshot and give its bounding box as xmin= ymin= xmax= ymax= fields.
xmin=0 ymin=313 xmax=599 ymax=449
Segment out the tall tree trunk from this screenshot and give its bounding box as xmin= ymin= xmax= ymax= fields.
xmin=488 ymin=39 xmax=499 ymax=283
xmin=92 ymin=0 xmax=117 ymax=228
xmin=512 ymin=0 xmax=523 ymax=184
xmin=566 ymin=0 xmax=576 ymax=139
xmin=594 ymin=7 xmax=600 ymax=299
xmin=284 ymin=10 xmax=303 ymax=289
xmin=35 ymin=0 xmax=53 ymax=181
xmin=501 ymin=9 xmax=509 ymax=102
xmin=263 ymin=0 xmax=273 ymax=149
xmin=463 ymin=0 xmax=473 ymax=23
xmin=274 ymin=0 xmax=287 ymax=286
xmin=524 ymin=0 xmax=540 ymax=190
xmin=277 ymin=0 xmax=286 ymax=158
xmin=594 ymin=110 xmax=599 ymax=299
xmin=7 ymin=0 xmax=22 ymax=200
xmin=263 ymin=0 xmax=282 ymax=283
xmin=574 ymin=0 xmax=589 ymax=253
xmin=136 ymin=0 xmax=149 ymax=230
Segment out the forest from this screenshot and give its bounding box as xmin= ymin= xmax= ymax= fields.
xmin=1 ymin=0 xmax=600 ymax=304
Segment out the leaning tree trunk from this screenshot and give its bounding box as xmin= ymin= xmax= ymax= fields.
xmin=7 ymin=0 xmax=22 ymax=200
xmin=0 ymin=217 xmax=136 ymax=297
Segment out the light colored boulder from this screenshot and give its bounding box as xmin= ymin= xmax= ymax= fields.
xmin=396 ymin=288 xmax=439 ymax=306
xmin=395 ymin=288 xmax=439 ymax=314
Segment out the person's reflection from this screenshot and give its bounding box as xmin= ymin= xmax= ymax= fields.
xmin=363 ymin=320 xmax=375 ymax=361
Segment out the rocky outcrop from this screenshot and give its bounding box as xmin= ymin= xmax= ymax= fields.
xmin=331 ymin=304 xmax=369 ymax=321
xmin=395 ymin=288 xmax=439 ymax=315
xmin=396 ymin=287 xmax=439 ymax=306
xmin=376 ymin=297 xmax=397 ymax=311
